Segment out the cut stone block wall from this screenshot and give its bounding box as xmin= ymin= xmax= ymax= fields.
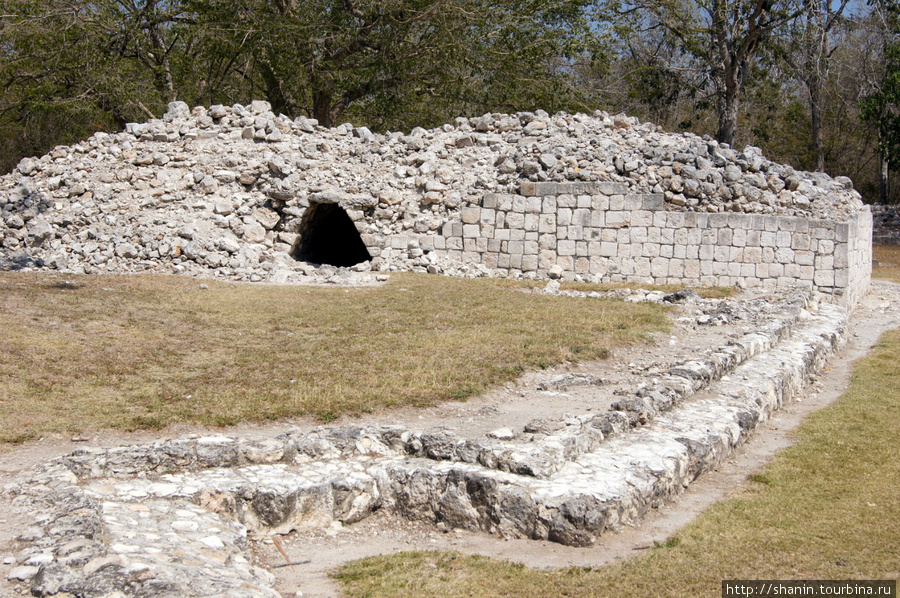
xmin=408 ymin=182 xmax=871 ymax=308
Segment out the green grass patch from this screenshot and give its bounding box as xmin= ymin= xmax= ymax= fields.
xmin=874 ymin=245 xmax=900 ymax=283
xmin=0 ymin=271 xmax=668 ymax=444
xmin=336 ymin=328 xmax=900 ymax=597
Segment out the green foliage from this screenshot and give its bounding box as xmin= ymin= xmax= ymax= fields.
xmin=187 ymin=0 xmax=594 ymax=129
xmin=860 ymin=2 xmax=900 ymax=169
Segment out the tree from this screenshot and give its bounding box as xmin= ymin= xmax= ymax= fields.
xmin=188 ymin=0 xmax=594 ymax=129
xmin=781 ymin=0 xmax=851 ymax=172
xmin=860 ymin=0 xmax=900 ymax=203
xmin=595 ymin=0 xmax=805 ymax=146
xmin=0 ymin=0 xmax=200 ymax=171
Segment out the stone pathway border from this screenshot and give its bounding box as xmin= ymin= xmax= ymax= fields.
xmin=4 ymin=289 xmax=849 ymax=597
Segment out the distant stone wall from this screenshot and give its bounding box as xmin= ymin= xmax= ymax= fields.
xmin=377 ymin=181 xmax=872 ymax=307
xmin=872 ymin=204 xmax=900 ymax=245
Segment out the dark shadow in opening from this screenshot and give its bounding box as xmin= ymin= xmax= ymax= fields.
xmin=292 ymin=202 xmax=371 ymax=267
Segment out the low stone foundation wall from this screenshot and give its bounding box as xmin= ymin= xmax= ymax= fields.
xmin=401 ymin=182 xmax=872 ymax=308
xmin=872 ymin=204 xmax=900 ymax=245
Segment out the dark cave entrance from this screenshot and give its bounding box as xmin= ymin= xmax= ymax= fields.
xmin=291 ymin=202 xmax=371 ymax=267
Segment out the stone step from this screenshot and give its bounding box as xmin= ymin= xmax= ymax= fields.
xmin=62 ymin=302 xmax=846 ymax=549
xmin=382 ymin=303 xmax=847 ymax=546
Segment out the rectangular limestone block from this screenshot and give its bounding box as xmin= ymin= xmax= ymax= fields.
xmin=442 ymin=222 xmax=463 ymax=237
xmin=709 ymin=213 xmax=729 ymax=228
xmin=775 ymin=247 xmax=795 ymax=263
xmin=567 ymin=225 xmax=584 ymax=240
xmin=835 ymin=223 xmax=850 ymax=242
xmin=533 ymin=182 xmax=560 ymax=196
xmin=791 ymin=233 xmax=811 ymax=250
xmin=558 ymin=240 xmax=577 ymax=256
xmin=606 ymin=211 xmax=629 ymax=227
xmin=632 ymin=210 xmax=654 ymax=227
xmin=777 ymin=217 xmax=797 ymax=232
xmin=591 ymin=195 xmax=610 ymax=211
xmin=521 ymin=254 xmax=538 ymax=271
xmin=573 ymin=208 xmax=591 ymax=227
xmin=505 ymin=212 xmax=525 ymax=229
xmin=525 ymin=197 xmax=542 ymax=213
xmin=814 ymin=269 xmax=835 ymax=287
xmin=795 ymin=250 xmax=814 ymax=266
xmin=539 ymin=233 xmax=556 ymax=250
xmin=482 ymin=193 xmax=501 ymax=209
xmin=557 ymin=194 xmax=576 ymax=208
xmin=539 ymin=249 xmax=557 ymax=269
xmin=651 ymin=257 xmax=670 ymax=277
xmin=520 ymin=181 xmax=537 ymax=196
xmin=538 ymin=214 xmax=556 ymax=233
xmin=643 ymin=194 xmax=664 ymax=210
xmin=576 ymin=241 xmax=589 ymax=257
xmin=624 ymin=194 xmax=644 ymax=211
xmin=597 ymin=182 xmax=629 ymax=195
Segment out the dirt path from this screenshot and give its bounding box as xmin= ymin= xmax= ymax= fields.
xmin=2 ymin=282 xmax=898 ymax=598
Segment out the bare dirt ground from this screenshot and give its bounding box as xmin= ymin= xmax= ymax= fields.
xmin=1 ymin=281 xmax=899 ymax=598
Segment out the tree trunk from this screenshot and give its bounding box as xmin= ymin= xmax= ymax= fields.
xmin=882 ymin=150 xmax=890 ymax=205
xmin=809 ymin=77 xmax=826 ymax=172
xmin=313 ymin=89 xmax=334 ymax=127
xmin=149 ymin=23 xmax=177 ymax=103
xmin=259 ymin=60 xmax=299 ymax=117
xmin=717 ymin=71 xmax=741 ymax=146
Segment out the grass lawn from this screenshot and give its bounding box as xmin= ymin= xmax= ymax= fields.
xmin=335 ymin=325 xmax=900 ymax=597
xmin=874 ymin=245 xmax=900 ymax=283
xmin=0 ymin=271 xmax=668 ymax=444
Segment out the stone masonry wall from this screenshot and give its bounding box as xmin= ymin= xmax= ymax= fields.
xmin=0 ymin=102 xmax=873 ymax=306
xmin=386 ymin=181 xmax=872 ymax=307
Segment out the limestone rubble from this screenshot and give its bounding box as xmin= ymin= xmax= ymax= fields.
xmin=0 ymin=100 xmax=866 ymax=283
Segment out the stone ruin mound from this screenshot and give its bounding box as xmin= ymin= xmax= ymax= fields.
xmin=0 ymin=100 xmax=871 ymax=302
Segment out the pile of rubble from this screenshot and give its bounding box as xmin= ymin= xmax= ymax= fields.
xmin=0 ymin=101 xmax=866 ymax=283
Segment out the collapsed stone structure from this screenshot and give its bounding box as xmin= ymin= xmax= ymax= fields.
xmin=0 ymin=100 xmax=872 ymax=305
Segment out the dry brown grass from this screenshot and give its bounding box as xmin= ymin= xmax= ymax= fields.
xmin=873 ymin=245 xmax=900 ymax=283
xmin=0 ymin=271 xmax=668 ymax=443
xmin=336 ymin=328 xmax=900 ymax=597
xmin=500 ymin=278 xmax=735 ymax=298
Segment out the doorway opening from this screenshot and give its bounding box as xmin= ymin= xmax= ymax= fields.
xmin=292 ymin=202 xmax=371 ymax=267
